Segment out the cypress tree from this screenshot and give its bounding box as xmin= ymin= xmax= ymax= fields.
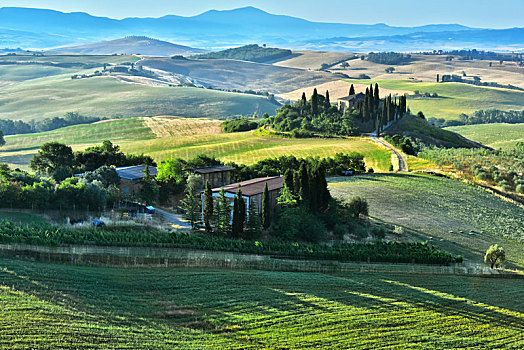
xmin=309 ymin=163 xmax=330 ymax=212
xmin=376 ymin=116 xmax=380 ymax=137
xmin=203 ymin=181 xmax=213 ymax=233
xmin=325 ymin=90 xmax=330 ymax=108
xmin=284 ymin=169 xmax=294 ymax=194
xmin=232 ymin=186 xmax=245 ymax=237
xmin=293 ymin=170 xmax=301 ymax=196
xmin=246 ymin=198 xmax=261 ymax=238
xmin=363 ymin=88 xmax=370 ymax=121
xmin=374 ymin=83 xmax=380 ymax=110
xmin=382 ymin=101 xmax=388 ymax=125
xmin=317 ymin=164 xmax=331 ymax=211
xmin=301 ymin=92 xmax=307 ymax=117
xmin=311 ymin=88 xmax=319 ymax=116
xmin=349 ymin=84 xmax=355 ymax=96
xmin=262 ymin=183 xmax=271 ymax=230
xmin=214 ymin=188 xmax=231 ymax=235
xmin=298 ymin=161 xmax=310 ymax=202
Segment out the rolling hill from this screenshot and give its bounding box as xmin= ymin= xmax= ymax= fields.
xmin=445 ymin=123 xmax=524 ymax=150
xmin=138 ymin=56 xmax=340 ymax=93
xmin=329 ymin=173 xmax=524 ymax=267
xmin=0 ymin=117 xmax=394 ymax=172
xmin=56 ymin=36 xmax=206 ymax=56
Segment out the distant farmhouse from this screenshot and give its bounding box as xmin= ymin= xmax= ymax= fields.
xmin=337 ymin=92 xmax=365 ymax=113
xmin=116 ymin=165 xmax=158 ymax=195
xmin=191 ymin=165 xmax=235 ymax=188
xmin=205 ymin=176 xmax=284 ymax=215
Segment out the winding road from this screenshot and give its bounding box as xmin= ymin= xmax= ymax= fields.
xmin=370 ymin=131 xmax=408 ymax=172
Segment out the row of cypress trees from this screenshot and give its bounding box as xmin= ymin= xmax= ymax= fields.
xmin=281 ymin=161 xmax=331 ymax=213
xmin=201 ymin=181 xmax=267 ymax=238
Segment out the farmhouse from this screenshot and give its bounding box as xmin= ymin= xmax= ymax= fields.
xmin=337 ymin=92 xmax=365 ymax=113
xmin=205 ymin=176 xmax=284 ymax=214
xmin=191 ymin=165 xmax=235 ymax=188
xmin=115 ymin=165 xmax=158 ymax=195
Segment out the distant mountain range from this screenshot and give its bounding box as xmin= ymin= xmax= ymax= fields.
xmin=0 ymin=6 xmax=522 ymax=52
xmin=56 ymin=36 xmax=206 ymax=56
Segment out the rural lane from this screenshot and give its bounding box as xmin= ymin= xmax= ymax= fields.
xmin=370 ymin=132 xmax=408 ymax=172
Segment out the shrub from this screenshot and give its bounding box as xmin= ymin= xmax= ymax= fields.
xmin=348 ymin=197 xmax=369 ymax=218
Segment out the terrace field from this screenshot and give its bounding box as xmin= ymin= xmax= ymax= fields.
xmin=329 ymin=173 xmax=524 ymax=267
xmin=445 ymin=123 xmax=524 ymax=150
xmin=0 ymin=117 xmax=394 ymax=171
xmin=0 ymin=258 xmax=522 ymax=349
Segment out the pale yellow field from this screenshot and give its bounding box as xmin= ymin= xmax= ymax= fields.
xmin=274 ymin=50 xmax=355 ymax=70
xmin=276 ymin=51 xmax=524 ymax=89
xmin=329 ymin=54 xmax=524 ymax=88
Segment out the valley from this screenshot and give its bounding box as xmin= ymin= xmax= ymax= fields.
xmin=0 ymin=5 xmax=523 ymax=349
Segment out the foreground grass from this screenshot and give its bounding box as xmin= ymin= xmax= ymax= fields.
xmin=0 ymin=258 xmax=522 ymax=349
xmin=329 ymin=173 xmax=524 ymax=267
xmin=445 ymin=123 xmax=524 ymax=150
xmin=347 ymin=79 xmax=524 ymax=121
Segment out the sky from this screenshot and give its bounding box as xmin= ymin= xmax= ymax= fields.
xmin=0 ymin=0 xmax=523 ymax=28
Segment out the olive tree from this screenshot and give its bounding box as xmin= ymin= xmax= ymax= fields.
xmin=484 ymin=244 xmax=505 ymax=269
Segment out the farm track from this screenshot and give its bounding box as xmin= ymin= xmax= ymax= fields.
xmin=371 ymin=135 xmax=408 ymax=171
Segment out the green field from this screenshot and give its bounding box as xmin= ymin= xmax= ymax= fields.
xmin=1 ymin=258 xmax=523 ymax=349
xmin=347 ymin=79 xmax=524 ymax=121
xmin=445 ymin=123 xmax=524 ymax=150
xmin=329 ymin=174 xmax=524 ymax=267
xmin=1 ymin=118 xmax=394 ymax=171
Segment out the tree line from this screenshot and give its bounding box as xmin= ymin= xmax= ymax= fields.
xmin=366 ymin=52 xmax=413 ymax=65
xmin=429 ymin=110 xmax=524 ymax=127
xmin=0 ymin=112 xmax=102 ymax=136
xmin=29 ymin=140 xmax=154 ymax=182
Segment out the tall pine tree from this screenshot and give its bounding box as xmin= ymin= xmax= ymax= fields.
xmin=325 ymin=90 xmax=331 ymax=108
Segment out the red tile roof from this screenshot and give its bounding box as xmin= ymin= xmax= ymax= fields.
xmin=212 ymin=176 xmax=283 ymax=197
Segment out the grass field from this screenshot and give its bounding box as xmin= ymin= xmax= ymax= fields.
xmin=1 ymin=117 xmax=394 ymax=171
xmin=0 ymin=258 xmax=522 ymax=349
xmin=346 ymin=79 xmax=524 ymax=121
xmin=445 ymin=123 xmax=524 ymax=150
xmin=329 ymin=173 xmax=524 ymax=267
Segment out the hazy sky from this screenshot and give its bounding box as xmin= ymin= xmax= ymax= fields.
xmin=1 ymin=0 xmax=523 ymax=28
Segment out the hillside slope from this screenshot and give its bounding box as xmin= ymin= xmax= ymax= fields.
xmin=138 ymin=57 xmax=340 ymax=93
xmin=330 ymin=174 xmax=524 ymax=267
xmin=56 ymin=36 xmax=206 ymax=56
xmin=385 ymin=114 xmax=482 ymax=149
